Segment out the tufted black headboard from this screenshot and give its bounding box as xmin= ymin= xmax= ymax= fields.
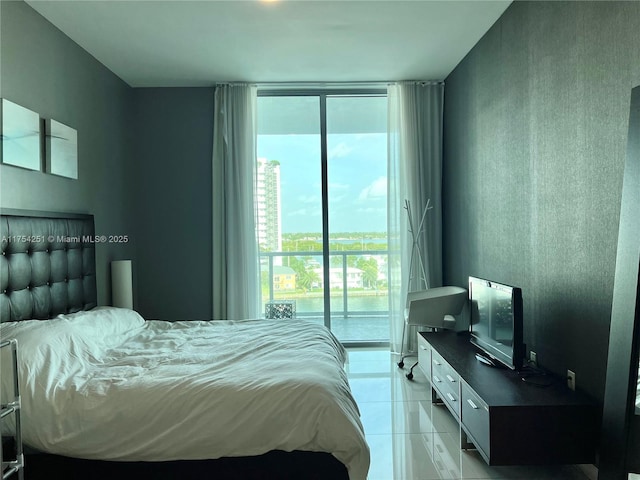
xmin=0 ymin=209 xmax=97 ymax=322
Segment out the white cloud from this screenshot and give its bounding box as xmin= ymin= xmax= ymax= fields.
xmin=328 ymin=142 xmax=353 ymax=159
xmin=358 ymin=176 xmax=387 ymax=201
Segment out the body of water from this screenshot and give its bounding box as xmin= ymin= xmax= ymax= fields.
xmin=331 ymin=238 xmax=387 ymax=245
xmin=271 ymin=294 xmax=389 ymax=314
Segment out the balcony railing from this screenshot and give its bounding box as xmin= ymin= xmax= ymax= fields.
xmin=260 ymin=250 xmax=390 ymax=319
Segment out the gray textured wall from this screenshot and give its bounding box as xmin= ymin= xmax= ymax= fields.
xmin=132 ymin=88 xmax=214 ymax=321
xmin=443 ymin=1 xmax=640 ymax=401
xmin=0 ymin=1 xmax=135 ymax=306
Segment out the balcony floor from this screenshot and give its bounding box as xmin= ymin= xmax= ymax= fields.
xmin=293 ymin=315 xmax=390 ymax=343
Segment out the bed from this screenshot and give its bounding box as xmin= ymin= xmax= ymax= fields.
xmin=0 ymin=209 xmax=369 ymax=480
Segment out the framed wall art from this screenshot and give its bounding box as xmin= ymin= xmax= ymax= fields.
xmin=45 ymin=118 xmax=78 ymax=179
xmin=0 ymin=98 xmax=41 ymax=171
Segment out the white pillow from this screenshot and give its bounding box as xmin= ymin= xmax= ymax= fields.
xmin=55 ymin=306 xmax=146 ymax=345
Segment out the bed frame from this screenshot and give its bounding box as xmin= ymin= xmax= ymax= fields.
xmin=0 ymin=209 xmax=349 ymax=480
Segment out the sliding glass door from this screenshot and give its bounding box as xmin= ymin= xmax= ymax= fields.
xmin=326 ymin=95 xmax=389 ymax=341
xmin=256 ymin=95 xmax=326 ymax=324
xmin=257 ymin=90 xmax=388 ymax=343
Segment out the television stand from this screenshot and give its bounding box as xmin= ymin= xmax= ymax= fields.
xmin=418 ymin=330 xmax=599 ymax=466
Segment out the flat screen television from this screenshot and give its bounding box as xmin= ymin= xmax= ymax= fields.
xmin=469 ymin=276 xmax=524 ymax=370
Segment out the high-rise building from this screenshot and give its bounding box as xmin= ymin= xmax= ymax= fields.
xmin=256 ymin=157 xmax=282 ymax=255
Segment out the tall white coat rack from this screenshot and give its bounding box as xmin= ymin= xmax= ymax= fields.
xmin=404 ymin=198 xmax=432 ymax=293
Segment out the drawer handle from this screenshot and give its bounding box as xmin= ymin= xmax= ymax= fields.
xmin=446 ymin=393 xmax=456 ymax=402
xmin=467 ymin=399 xmax=478 ymax=410
xmin=446 ymin=374 xmax=456 ymax=383
xmin=433 ymin=375 xmax=441 ymax=383
xmin=433 ymin=360 xmax=442 ymax=366
xmin=419 ymin=345 xmax=427 ymax=350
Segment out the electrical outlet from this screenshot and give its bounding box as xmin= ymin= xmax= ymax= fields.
xmin=530 ymin=351 xmax=537 ymax=366
xmin=567 ymin=370 xmax=576 ymax=391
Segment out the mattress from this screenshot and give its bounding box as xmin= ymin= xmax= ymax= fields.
xmin=0 ymin=308 xmax=369 ymax=480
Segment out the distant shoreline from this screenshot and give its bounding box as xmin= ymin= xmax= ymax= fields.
xmin=267 ymin=290 xmax=388 ymax=299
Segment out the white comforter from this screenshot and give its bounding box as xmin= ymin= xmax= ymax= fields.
xmin=0 ymin=308 xmax=369 ymax=480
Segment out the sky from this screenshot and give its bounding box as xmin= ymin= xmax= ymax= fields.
xmin=257 ymin=132 xmax=387 ymax=234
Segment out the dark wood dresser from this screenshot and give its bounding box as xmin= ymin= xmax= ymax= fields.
xmin=419 ymin=330 xmax=599 ymax=466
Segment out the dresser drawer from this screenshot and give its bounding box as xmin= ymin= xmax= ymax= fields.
xmin=431 ymin=351 xmax=460 ymax=392
xmin=431 ymin=351 xmax=461 ymax=418
xmin=460 ymin=381 xmax=490 ymax=457
xmin=417 ymin=333 xmax=431 ymax=377
xmin=431 ymin=350 xmax=455 ymax=379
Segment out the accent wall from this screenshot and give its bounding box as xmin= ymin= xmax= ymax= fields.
xmin=443 ymin=0 xmax=640 ymax=401
xmin=0 ymin=1 xmax=136 ymax=306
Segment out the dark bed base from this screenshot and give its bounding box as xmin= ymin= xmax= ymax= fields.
xmin=24 ymin=450 xmax=349 ymax=480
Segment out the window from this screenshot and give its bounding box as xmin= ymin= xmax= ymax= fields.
xmin=257 ymin=90 xmax=388 ymax=343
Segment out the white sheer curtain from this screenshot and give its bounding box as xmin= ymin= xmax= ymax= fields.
xmin=387 ymin=81 xmax=444 ymax=352
xmin=212 ymin=84 xmax=260 ymax=320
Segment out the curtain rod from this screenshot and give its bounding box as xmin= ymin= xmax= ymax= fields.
xmin=256 ymin=80 xmax=444 ymax=88
xmin=215 ymin=80 xmax=444 ymax=89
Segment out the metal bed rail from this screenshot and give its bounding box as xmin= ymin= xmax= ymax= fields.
xmin=1 ymin=339 xmax=24 ymax=480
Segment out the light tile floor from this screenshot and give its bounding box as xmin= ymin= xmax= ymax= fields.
xmin=345 ymin=347 xmax=597 ymax=480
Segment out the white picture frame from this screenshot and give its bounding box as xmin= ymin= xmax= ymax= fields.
xmin=0 ymin=98 xmax=42 ymax=171
xmin=46 ymin=118 xmax=78 ymax=179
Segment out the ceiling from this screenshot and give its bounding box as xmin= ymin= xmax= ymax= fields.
xmin=26 ymin=0 xmax=512 ymax=88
